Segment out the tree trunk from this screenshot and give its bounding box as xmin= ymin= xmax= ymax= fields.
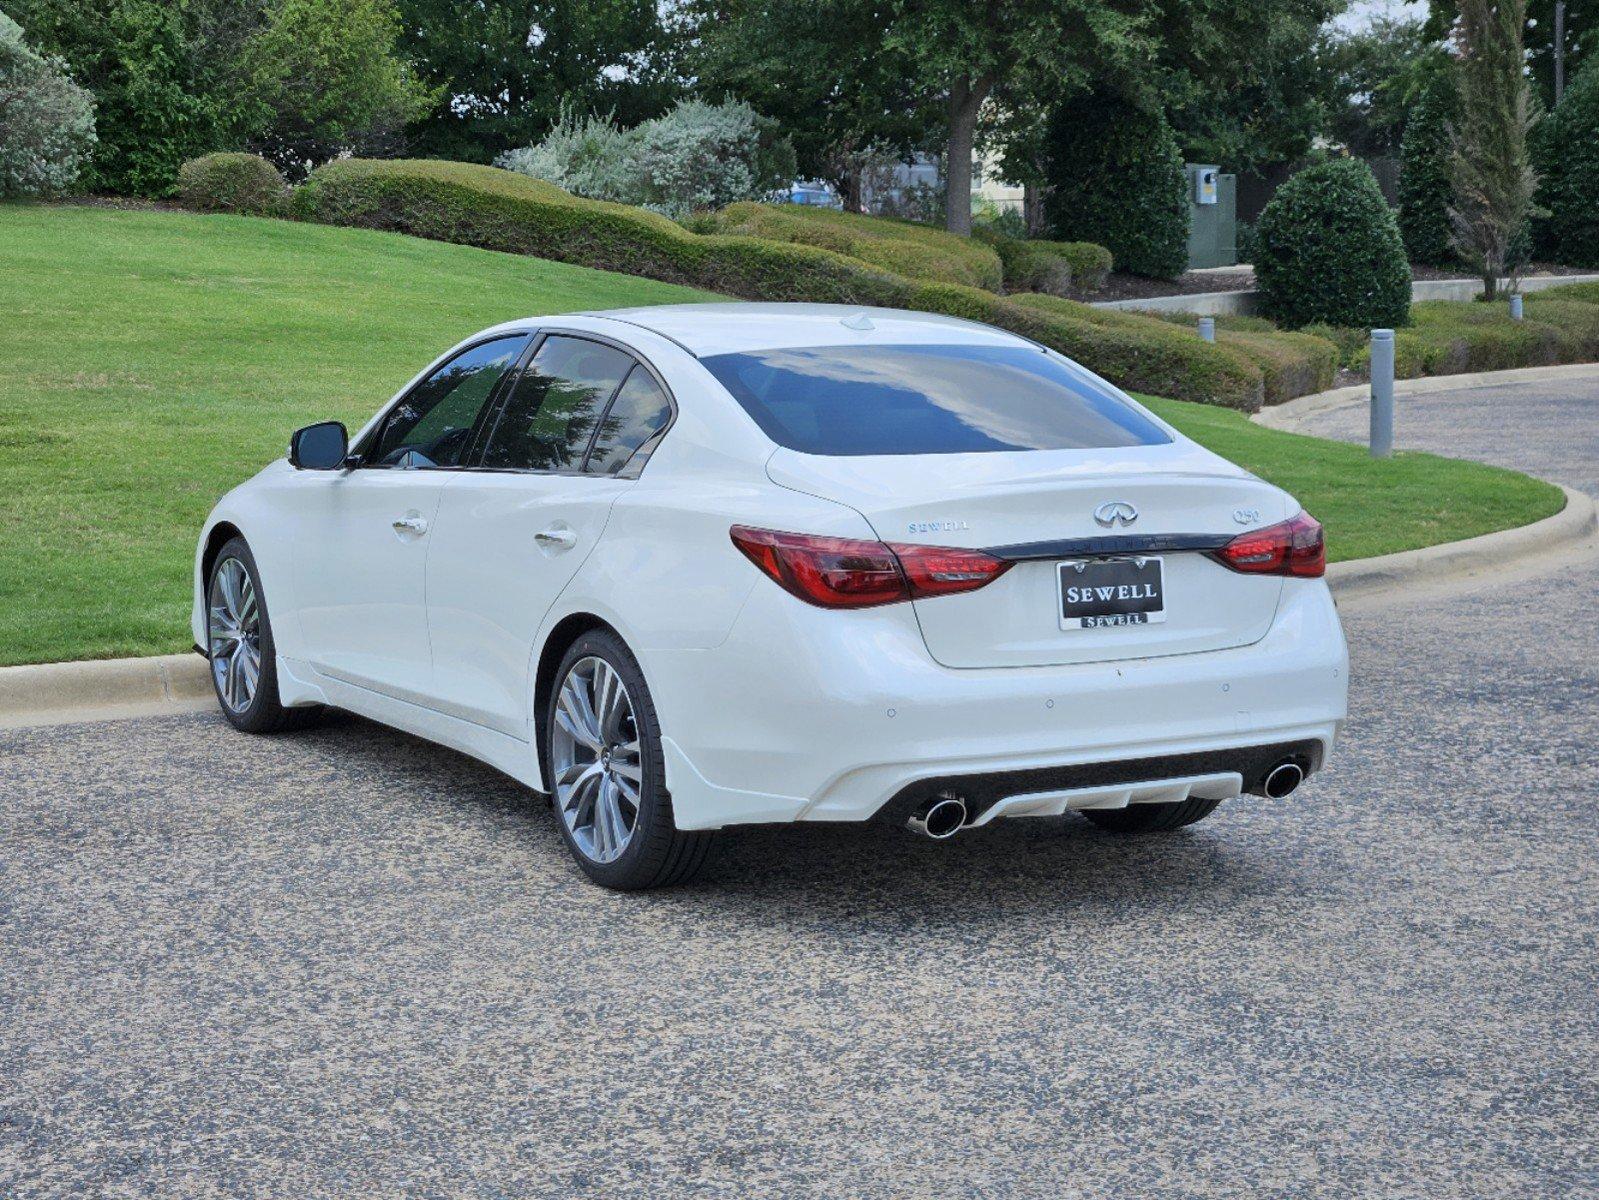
xmin=944 ymin=76 xmax=992 ymax=236
xmin=1023 ymin=182 xmax=1046 ymax=237
xmin=842 ymin=171 xmax=864 ymax=214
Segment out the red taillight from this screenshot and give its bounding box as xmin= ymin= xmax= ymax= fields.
xmin=729 ymin=526 xmax=1012 ymax=608
xmin=1210 ymin=511 xmax=1325 ymax=578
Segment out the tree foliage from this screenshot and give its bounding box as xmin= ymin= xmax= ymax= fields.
xmin=1450 ymin=0 xmax=1539 ymax=298
xmin=1042 ymin=91 xmax=1188 ymax=279
xmin=1399 ymin=66 xmax=1458 ymax=266
xmin=1532 ymin=60 xmax=1599 ymax=266
xmin=0 ymin=9 xmax=97 ymax=197
xmin=397 ymin=0 xmax=675 ymax=164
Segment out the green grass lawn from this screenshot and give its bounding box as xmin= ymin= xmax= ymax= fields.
xmin=0 ymin=204 xmax=1566 ymax=666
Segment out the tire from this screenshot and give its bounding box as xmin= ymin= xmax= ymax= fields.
xmin=205 ymin=536 xmax=322 ymax=734
xmin=1080 ymin=797 xmax=1222 ymax=834
xmin=544 ymin=630 xmax=716 ymax=890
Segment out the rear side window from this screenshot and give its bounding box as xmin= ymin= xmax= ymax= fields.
xmin=479 ymin=336 xmax=633 ymax=471
xmin=368 ymin=335 xmax=529 ymax=468
xmin=700 ymin=342 xmax=1171 ymax=456
xmin=586 ymin=367 xmax=672 ymax=476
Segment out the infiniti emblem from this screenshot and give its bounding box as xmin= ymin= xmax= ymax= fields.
xmin=1093 ymin=500 xmax=1138 ymax=528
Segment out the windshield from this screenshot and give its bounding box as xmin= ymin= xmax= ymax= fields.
xmin=700 ymin=342 xmax=1171 ymax=457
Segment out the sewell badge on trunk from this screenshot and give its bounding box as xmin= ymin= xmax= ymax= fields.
xmin=1058 ymin=557 xmax=1166 ymax=630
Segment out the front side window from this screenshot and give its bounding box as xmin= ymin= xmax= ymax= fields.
xmin=368 ymin=335 xmax=529 ymax=468
xmin=479 ymin=336 xmax=634 ymax=472
xmin=701 ymin=342 xmax=1172 ymax=457
xmin=585 ymin=367 xmax=672 ymax=476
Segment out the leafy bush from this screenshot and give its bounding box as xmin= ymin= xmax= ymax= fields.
xmin=294 ymin=159 xmax=1269 ymax=408
xmin=1337 ymin=294 xmax=1599 ymax=377
xmin=1398 ymin=69 xmax=1458 ymax=267
xmin=1255 ymin=158 xmax=1411 ymax=329
xmin=1042 ymin=93 xmax=1189 ymax=279
xmin=498 ymin=99 xmax=794 ymax=220
xmin=974 ymin=227 xmax=1113 ymax=295
xmin=0 ymin=10 xmax=95 ymax=198
xmin=710 ymin=203 xmax=1003 ymax=290
xmin=177 ymin=152 xmax=288 ymax=215
xmin=1235 ymin=220 xmax=1258 ymax=264
xmin=1154 ymin=312 xmax=1339 ymax=405
xmin=1532 ymin=61 xmax=1599 ymax=267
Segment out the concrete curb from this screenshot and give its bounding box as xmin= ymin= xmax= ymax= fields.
xmin=1254 ymin=363 xmax=1599 ymax=430
xmin=5 ymin=487 xmax=1595 ymax=727
xmin=1327 ymin=485 xmax=1596 ymax=601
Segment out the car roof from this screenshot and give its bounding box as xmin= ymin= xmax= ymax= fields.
xmin=578 ymin=303 xmax=1032 ymax=358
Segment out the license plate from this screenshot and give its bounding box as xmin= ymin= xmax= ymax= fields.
xmin=1058 ymin=557 xmax=1166 ymax=630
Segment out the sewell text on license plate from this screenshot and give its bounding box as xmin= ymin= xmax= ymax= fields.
xmin=1058 ymin=556 xmax=1166 ymax=630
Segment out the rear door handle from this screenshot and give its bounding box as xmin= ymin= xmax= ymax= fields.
xmin=534 ymin=526 xmax=578 ymax=549
xmin=392 ymin=514 xmax=428 ymax=535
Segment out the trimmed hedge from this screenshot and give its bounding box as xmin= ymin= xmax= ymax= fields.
xmin=707 ymin=202 xmax=1003 ymax=290
xmin=1154 ymin=312 xmax=1339 ymax=405
xmin=975 ymin=227 xmax=1114 ymax=295
xmin=177 ymin=152 xmax=288 ymax=215
xmin=294 ymin=158 xmax=1269 ymax=409
xmin=1255 ymin=158 xmax=1412 ymax=329
xmin=1354 ymin=294 xmax=1599 ymax=377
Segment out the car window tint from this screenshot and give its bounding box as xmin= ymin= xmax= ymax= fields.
xmin=370 ymin=335 xmax=529 ymax=468
xmin=585 ymin=366 xmax=672 ymax=476
xmin=700 ymin=342 xmax=1172 ymax=456
xmin=480 ymin=336 xmax=633 ymax=471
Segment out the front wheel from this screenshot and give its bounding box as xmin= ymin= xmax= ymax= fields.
xmin=545 ymin=630 xmax=716 ymax=890
xmin=206 ymin=536 xmax=321 ymax=734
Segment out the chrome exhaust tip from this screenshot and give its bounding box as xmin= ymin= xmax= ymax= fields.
xmin=906 ymin=794 xmax=968 ymax=839
xmin=1262 ymin=761 xmax=1306 ymax=799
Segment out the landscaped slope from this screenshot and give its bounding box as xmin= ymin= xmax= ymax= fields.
xmin=0 ymin=203 xmax=716 ymax=666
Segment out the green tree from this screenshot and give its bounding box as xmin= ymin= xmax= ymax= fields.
xmin=396 ymin=0 xmax=675 ymax=164
xmin=1532 ymin=60 xmax=1599 ymax=265
xmin=0 ymin=8 xmax=97 ymax=196
xmin=8 ymin=0 xmax=223 ymax=194
xmin=237 ymin=0 xmax=435 ymax=174
xmin=1450 ymin=0 xmax=1539 ymax=297
xmin=1398 ymin=66 xmax=1457 ymax=265
xmin=1316 ymin=16 xmax=1443 ymax=158
xmin=1041 ymin=92 xmax=1188 ymax=278
xmin=1526 ymin=0 xmax=1597 ymax=108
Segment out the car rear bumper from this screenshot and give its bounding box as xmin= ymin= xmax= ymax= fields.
xmin=641 ymin=577 xmax=1349 ymax=831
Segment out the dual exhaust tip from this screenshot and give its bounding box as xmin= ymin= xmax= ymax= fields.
xmin=906 ymin=760 xmax=1307 ymax=838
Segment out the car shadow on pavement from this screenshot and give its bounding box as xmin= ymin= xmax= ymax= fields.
xmin=292 ymin=710 xmax=1291 ymax=917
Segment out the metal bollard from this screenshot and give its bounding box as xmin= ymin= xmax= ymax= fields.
xmin=1370 ymin=329 xmax=1395 ymax=458
xmin=1510 ymin=293 xmax=1524 ymax=320
xmin=1197 ymin=317 xmax=1215 ymax=342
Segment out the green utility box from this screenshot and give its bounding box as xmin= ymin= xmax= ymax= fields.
xmin=1185 ymin=163 xmax=1237 ymax=269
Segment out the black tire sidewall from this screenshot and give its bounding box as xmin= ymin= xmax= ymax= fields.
xmin=208 ymin=536 xmax=284 ymax=732
xmin=545 ymin=630 xmax=676 ymax=888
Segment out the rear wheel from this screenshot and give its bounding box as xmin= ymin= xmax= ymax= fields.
xmin=545 ymin=630 xmax=716 ymax=890
xmin=207 ymin=536 xmax=322 ymax=734
xmin=1080 ymin=797 xmax=1222 ymax=834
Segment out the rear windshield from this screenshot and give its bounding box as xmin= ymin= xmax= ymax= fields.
xmin=701 ymin=342 xmax=1171 ymax=456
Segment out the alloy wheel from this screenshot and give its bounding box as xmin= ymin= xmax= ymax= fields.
xmin=208 ymin=557 xmax=261 ymax=714
xmin=551 ymin=656 xmax=642 ymax=864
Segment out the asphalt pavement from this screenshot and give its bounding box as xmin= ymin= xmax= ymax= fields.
xmin=3 ymin=379 xmax=1596 ymax=1199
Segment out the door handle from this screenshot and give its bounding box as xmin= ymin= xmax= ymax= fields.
xmin=392 ymin=514 xmax=428 ymax=535
xmin=535 ymin=526 xmax=578 ymax=548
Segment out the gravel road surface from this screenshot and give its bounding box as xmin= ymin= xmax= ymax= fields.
xmin=3 ymin=380 xmax=1596 ymax=1199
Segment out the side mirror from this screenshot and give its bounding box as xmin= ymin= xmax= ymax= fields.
xmin=289 ymin=421 xmax=349 ymax=470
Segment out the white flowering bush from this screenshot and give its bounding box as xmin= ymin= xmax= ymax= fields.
xmin=497 ymin=98 xmax=792 ymax=220
xmin=0 ymin=11 xmax=97 ymax=198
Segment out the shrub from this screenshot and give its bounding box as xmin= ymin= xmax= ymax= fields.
xmin=294 ymin=159 xmax=1268 ymax=409
xmin=1343 ymin=294 xmax=1599 ymax=377
xmin=1042 ymin=93 xmax=1189 ymax=279
xmin=1398 ymin=70 xmax=1458 ymax=267
xmin=177 ymin=152 xmax=288 ymax=215
xmin=974 ymin=227 xmax=1113 ymax=295
xmin=498 ymin=98 xmax=794 ymax=220
xmin=1154 ymin=312 xmax=1340 ymax=405
xmin=710 ymin=203 xmax=1003 ymax=290
xmin=1255 ymin=158 xmax=1411 ymax=329
xmin=1532 ymin=61 xmax=1599 ymax=267
xmin=0 ymin=10 xmax=95 ymax=198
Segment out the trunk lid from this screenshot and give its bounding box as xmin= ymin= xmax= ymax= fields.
xmin=767 ymin=442 xmax=1291 ymax=668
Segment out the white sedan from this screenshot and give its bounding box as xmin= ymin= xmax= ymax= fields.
xmin=193 ymin=304 xmax=1349 ymax=889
